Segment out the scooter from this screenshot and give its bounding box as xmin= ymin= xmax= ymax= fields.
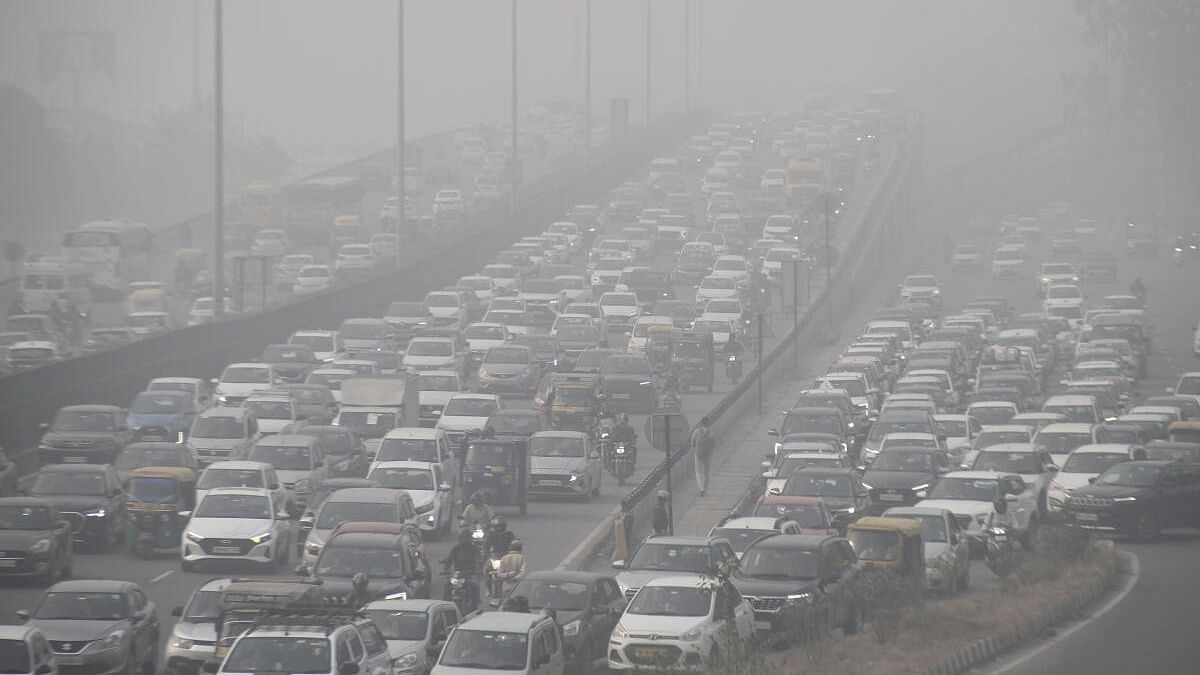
xmin=985 ymin=526 xmax=1016 ymax=579
xmin=608 ymin=442 xmax=635 ymax=486
xmin=725 ymin=353 xmax=743 ymax=383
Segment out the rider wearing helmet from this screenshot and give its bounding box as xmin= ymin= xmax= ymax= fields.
xmin=461 ymin=492 xmax=495 ymax=528
xmin=497 ymin=539 xmax=528 ymax=595
xmin=723 ymin=332 xmax=745 ymax=358
xmin=347 ymin=572 xmax=371 ymax=607
xmin=612 ymin=412 xmax=637 ymax=448
xmin=441 ymin=527 xmax=480 ymax=578
xmin=487 ymin=516 xmax=516 ymax=559
xmin=986 ymin=498 xmax=1016 ymax=530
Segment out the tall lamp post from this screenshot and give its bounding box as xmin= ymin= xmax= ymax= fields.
xmin=584 ymin=0 xmax=592 ymax=157
xmin=212 ymin=0 xmax=225 ymax=320
xmin=510 ymin=0 xmax=520 ymax=213
xmin=644 ymin=0 xmax=652 ymax=128
xmin=396 ymin=0 xmax=406 ymax=267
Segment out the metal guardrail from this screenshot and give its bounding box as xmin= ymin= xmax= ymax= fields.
xmin=618 ymin=119 xmax=923 ymax=518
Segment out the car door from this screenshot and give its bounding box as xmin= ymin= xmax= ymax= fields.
xmin=1155 ymin=466 xmax=1191 ymax=527
xmin=129 ymin=588 xmax=157 ymax=663
xmin=592 ymin=579 xmax=623 ymax=653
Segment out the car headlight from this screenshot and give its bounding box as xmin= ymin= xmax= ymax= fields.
xmin=562 ymin=620 xmax=581 ymax=637
xmin=91 ymin=631 xmax=125 ymax=651
xmin=250 ymin=531 xmax=273 ymax=545
xmin=786 ymin=592 xmax=812 ymax=603
xmin=680 ymin=627 xmax=703 ymax=642
xmin=185 ymin=531 xmax=205 ymax=543
xmin=215 ymin=395 xmax=229 ymax=404
xmin=29 ymin=538 xmax=51 ymax=554
xmin=863 ymin=447 xmax=879 ymax=457
xmin=847 ymin=421 xmax=855 ymax=429
xmin=1112 ymin=496 xmax=1137 ymax=502
xmin=170 ymin=637 xmax=195 ymax=650
xmin=773 ymin=442 xmax=782 ymax=454
xmin=395 ymin=653 xmax=419 ymax=669
xmin=911 ymin=483 xmax=929 ymax=499
xmin=568 ymin=474 xmax=580 ymax=483
xmin=613 ymin=623 xmax=630 ymax=639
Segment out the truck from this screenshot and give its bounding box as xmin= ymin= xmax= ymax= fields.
xmin=335 ymin=373 xmax=420 ymax=458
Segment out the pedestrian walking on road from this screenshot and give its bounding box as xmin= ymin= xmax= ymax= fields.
xmin=691 ymin=416 xmax=715 ymax=497
xmin=652 ymin=490 xmax=672 ymax=535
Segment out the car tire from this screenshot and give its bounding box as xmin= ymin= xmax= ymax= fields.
xmin=1132 ymin=511 xmax=1160 ymax=541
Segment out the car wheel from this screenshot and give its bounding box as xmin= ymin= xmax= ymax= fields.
xmin=843 ymin=604 xmax=864 ymax=635
xmin=1132 ymin=511 xmax=1160 ymax=541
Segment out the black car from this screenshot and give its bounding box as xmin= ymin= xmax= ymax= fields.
xmin=598 ymin=355 xmax=656 ymax=414
xmin=297 ymin=425 xmax=369 ymax=478
xmin=619 ymin=268 xmax=674 ymax=304
xmin=26 ymin=464 xmax=126 ymax=551
xmin=261 ymin=343 xmax=320 ymax=383
xmin=307 ymin=527 xmax=429 ymax=600
xmin=504 ymin=571 xmax=624 ymax=672
xmin=0 ymin=448 xmax=19 ymax=497
xmin=861 ymin=448 xmax=951 ymax=514
xmin=782 ymin=468 xmax=869 ymax=528
xmin=484 ymin=409 xmax=546 ymax=444
xmin=37 ymin=405 xmax=133 ymax=465
xmin=0 ymin=496 xmax=73 ymax=584
xmin=731 ymin=534 xmax=863 ymax=634
xmin=1065 ymin=460 xmax=1200 ymax=540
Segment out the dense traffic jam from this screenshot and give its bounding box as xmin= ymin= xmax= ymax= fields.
xmin=1 ymin=89 xmax=1190 ymax=675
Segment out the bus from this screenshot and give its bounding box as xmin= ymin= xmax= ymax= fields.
xmin=239 ymin=180 xmax=279 ymax=228
xmin=61 ymin=221 xmax=152 ymax=296
xmin=19 ymin=258 xmax=92 ymax=314
xmin=282 ymin=176 xmax=364 ymax=244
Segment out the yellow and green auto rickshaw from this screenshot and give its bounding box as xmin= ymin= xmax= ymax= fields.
xmin=126 ymin=466 xmax=196 ymax=558
xmin=846 ymin=516 xmax=926 ymax=594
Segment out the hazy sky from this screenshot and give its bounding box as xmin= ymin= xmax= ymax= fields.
xmin=0 ymin=1 xmax=1089 ymax=168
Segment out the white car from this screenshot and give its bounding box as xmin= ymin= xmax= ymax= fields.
xmin=186 ymin=297 xmax=235 ymax=326
xmin=417 ymin=370 xmax=463 ymax=424
xmin=403 ymin=337 xmax=464 ymax=374
xmin=435 ymin=393 xmax=502 ymax=445
xmin=1047 ymin=444 xmax=1133 ymax=512
xmin=695 ymin=275 xmax=739 ymax=308
xmin=457 ymin=275 xmax=496 ymax=303
xmin=554 ymin=275 xmax=592 ymax=303
xmin=289 ymin=329 xmax=345 ymax=362
xmin=335 ymin=244 xmax=377 ymax=271
xmin=916 ymin=471 xmax=1040 ymax=548
xmin=432 ymin=189 xmax=465 ymax=218
xmin=424 ymin=290 xmax=465 ymax=325
xmin=181 ymin=487 xmax=291 ymax=571
xmin=699 ymin=297 xmax=744 ymax=325
xmin=293 ymin=264 xmax=334 ymax=294
xmin=760 ymin=214 xmax=796 ymax=240
xmin=1038 ymin=262 xmax=1080 ymax=295
xmin=194 ymin=460 xmax=290 ymax=514
xmin=761 ymin=246 xmax=803 ymax=280
xmin=367 ymin=460 xmax=453 ymax=535
xmin=250 ymin=229 xmax=289 ymax=257
xmin=214 ymin=362 xmax=275 ymax=406
xmin=950 ymin=244 xmax=983 ymax=269
xmin=462 ymin=322 xmax=510 ymax=368
xmin=711 ymin=255 xmax=751 ymax=288
xmin=241 ymin=392 xmax=302 ymax=435
xmin=479 ymin=263 xmax=519 ymax=292
xmin=608 ymin=577 xmax=755 ymax=672
xmin=970 ymin=443 xmax=1060 ymax=512
xmin=992 ymin=245 xmax=1027 ymax=279
xmin=899 ymin=274 xmax=941 ymax=304
xmin=598 ymin=292 xmax=641 ymax=330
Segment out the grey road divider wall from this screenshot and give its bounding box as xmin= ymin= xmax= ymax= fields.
xmin=0 ymin=113 xmax=706 ymax=460
xmin=560 ymin=118 xmax=923 ymax=570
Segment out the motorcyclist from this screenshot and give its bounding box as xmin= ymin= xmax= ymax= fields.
xmin=347 ymin=572 xmax=371 ymax=608
xmin=461 ymin=492 xmax=495 ymax=528
xmin=612 ymin=413 xmax=637 ymax=449
xmin=496 ymin=539 xmax=528 ymax=596
xmin=487 ymin=516 xmax=516 ymax=559
xmin=440 ymin=529 xmax=481 ymax=610
xmin=985 ymin=498 xmax=1017 ymax=531
xmin=723 ymin=333 xmax=745 ymax=359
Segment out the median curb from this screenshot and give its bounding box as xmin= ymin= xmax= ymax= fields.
xmin=912 ymin=544 xmax=1125 ymax=675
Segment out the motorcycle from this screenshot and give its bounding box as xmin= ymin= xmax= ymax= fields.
xmin=1174 ymin=246 xmax=1184 ymax=266
xmin=985 ymin=526 xmax=1016 ymax=578
xmin=725 ymin=353 xmax=743 ymax=383
xmin=447 ymin=570 xmax=480 ymax=616
xmin=487 ymin=555 xmax=504 ymax=600
xmin=607 ymin=441 xmax=636 ymax=486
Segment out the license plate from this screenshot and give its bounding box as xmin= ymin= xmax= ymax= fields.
xmin=64 ymin=456 xmax=86 ymax=463
xmin=755 ymin=620 xmax=772 ymax=630
xmin=611 ymin=393 xmax=631 ymax=400
xmin=1075 ymin=513 xmax=1098 ymax=522
xmin=55 ymin=656 xmax=83 ymax=665
xmin=0 ymin=559 xmax=17 ymax=568
xmin=632 ymin=648 xmax=664 ymax=659
xmin=213 ymin=546 xmax=241 ymax=554
xmin=537 ymin=480 xmax=559 ymax=486
xmin=879 ymin=493 xmax=904 ymax=502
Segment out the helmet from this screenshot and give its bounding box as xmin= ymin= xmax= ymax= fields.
xmin=510 ymin=539 xmax=524 ymax=552
xmin=470 ymin=492 xmax=485 ymax=505
xmin=492 ymin=516 xmax=507 ymax=532
xmin=994 ymin=498 xmax=1008 ymax=514
xmin=657 ymin=489 xmax=670 ymax=500
xmin=352 ymin=573 xmax=368 ymax=593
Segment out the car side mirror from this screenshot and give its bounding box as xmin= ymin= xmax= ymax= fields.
xmin=767 ymin=428 xmax=778 ymax=437
xmin=760 ymin=460 xmax=772 ymax=470
xmin=1165 ymin=387 xmax=1174 ymax=394
xmin=611 ymin=560 xmax=626 ymax=570
xmin=299 ymin=515 xmax=314 ymax=528
xmin=177 ymin=511 xmax=192 ymax=520
xmin=1005 ymin=493 xmax=1018 ymax=502
xmin=438 ymin=482 xmax=452 ymax=492
xmin=1047 ymin=465 xmax=1060 ymax=473
xmin=37 ymin=422 xmax=50 ymax=430
xmin=15 ymin=610 xmax=29 ymax=622
xmin=276 ymin=511 xmax=291 ymax=520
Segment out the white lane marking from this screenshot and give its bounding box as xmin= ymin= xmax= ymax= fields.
xmin=987 ymin=551 xmax=1140 ymax=674
xmin=150 ymin=570 xmax=174 ymax=584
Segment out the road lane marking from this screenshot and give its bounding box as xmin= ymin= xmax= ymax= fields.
xmin=151 ymin=570 xmax=174 ymax=584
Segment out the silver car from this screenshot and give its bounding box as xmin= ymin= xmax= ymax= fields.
xmin=528 ymin=431 xmax=603 ymax=501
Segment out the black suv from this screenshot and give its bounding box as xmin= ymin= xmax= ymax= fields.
xmin=505 ymin=570 xmax=625 ymax=672
xmin=37 ymin=405 xmax=133 ymax=465
xmin=26 ymin=464 xmax=127 ymax=551
xmin=0 ymin=496 xmax=73 ymax=584
xmin=782 ymin=468 xmax=869 ymax=528
xmin=861 ymin=448 xmax=951 ymax=515
xmin=732 ymin=534 xmax=864 ymax=634
xmin=1065 ymin=460 xmax=1200 ymax=540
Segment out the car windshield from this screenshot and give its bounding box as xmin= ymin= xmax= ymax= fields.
xmin=705 ymin=300 xmax=741 ymax=314
xmin=710 ymin=528 xmax=776 ymax=554
xmin=867 ymin=420 xmax=930 ymax=443
xmin=1064 ymin=452 xmax=1128 ymax=473
xmin=489 ymin=414 xmax=541 ymax=436
xmin=249 ymin=445 xmax=311 ymax=471
xmin=445 ymin=398 xmax=499 ymax=417
xmin=316 ymin=501 xmax=395 ymax=529
xmin=700 ymin=277 xmax=736 ymax=291
xmin=628 ymin=543 xmax=709 ymax=572
xmin=306 ymin=372 xmax=350 ymax=389
xmin=377 ymin=438 xmax=438 ymax=463
xmin=263 ymin=345 xmax=314 ymax=362
xmin=337 ymin=411 xmax=396 ymax=438
xmin=221 ymin=367 xmax=270 ymax=384
xmin=753 ymin=502 xmax=826 ymax=527
xmin=976 ymin=431 xmax=1030 ymax=449
xmin=1095 ymin=463 xmax=1162 ymax=487
xmin=34 ymin=592 xmax=127 ymax=620
xmin=934 ymin=419 xmax=967 ymax=437
xmin=848 ymin=530 xmax=899 ymax=561
xmin=290 ymin=334 xmax=334 ymax=352
xmin=485 ymin=348 xmax=528 ymax=365
xmin=197 ymin=468 xmax=263 ymax=489
xmin=900 ymin=514 xmax=948 ymax=543
xmin=52 ymin=409 xmax=115 ymax=432
xmin=317 ymin=546 xmax=405 ymax=578
xmin=928 ymin=477 xmax=998 ymax=501
xmin=600 ymin=295 xmax=636 ymax=308
xmin=1035 ymin=432 xmax=1091 ymax=455
xmin=196 ymin=494 xmax=270 ymax=519
xmin=783 ymin=473 xmax=850 ymax=497
xmin=116 ymin=446 xmax=188 ymax=471
xmin=968 ymin=406 xmax=1016 ymax=425
xmin=739 ymin=547 xmax=819 ymax=580
xmin=511 ymin=579 xmax=590 ymax=612
xmin=364 ymin=609 xmax=427 ymax=641
xmin=440 ymin=629 xmax=528 ymax=670
xmin=0 ymin=639 xmax=30 ymax=674
xmin=601 ymin=356 xmax=650 ymax=375
xmin=130 ymin=393 xmax=186 ymax=414
xmin=782 ymin=414 xmax=840 ymax=435
xmin=974 ymin=451 xmax=1041 ymax=474
xmin=871 ymin=451 xmax=937 ymax=471
xmin=419 ymin=374 xmax=460 ymax=392
xmin=369 ymin=466 xmax=434 ymax=490
xmin=557 ymin=326 xmax=599 ymax=341
xmin=223 ymin=637 xmax=330 ymax=674
xmin=244 ymin=400 xmax=292 ymax=420
xmin=182 ymin=589 xmax=222 ymax=621
xmin=627 ymin=586 xmax=712 ymax=617
xmin=0 ymin=505 xmax=52 ymax=530
xmin=407 ymin=341 xmax=453 ymax=357
xmin=32 ymin=471 xmax=106 ymax=496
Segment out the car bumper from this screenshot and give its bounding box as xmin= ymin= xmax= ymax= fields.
xmin=1063 ymin=507 xmax=1135 ymax=533
xmin=51 ymin=648 xmax=129 ymax=675
xmin=608 ymin=639 xmax=705 ymax=671
xmin=38 ymin=446 xmax=120 ymax=465
xmin=529 ymin=473 xmax=587 ymax=496
xmin=182 ymin=540 xmax=275 ymax=564
xmin=0 ymin=553 xmax=54 ymax=577
xmin=165 ymin=642 xmax=217 ymax=675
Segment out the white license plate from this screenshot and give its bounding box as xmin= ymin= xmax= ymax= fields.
xmin=1075 ymin=513 xmax=1099 ymax=522
xmin=611 ymin=393 xmax=631 ymax=400
xmin=879 ymin=493 xmax=905 ymax=502
xmin=755 ymin=621 xmax=772 ymax=630
xmin=64 ymin=456 xmax=87 ymax=463
xmin=0 ymin=559 xmax=18 ymax=568
xmin=213 ymin=546 xmax=241 ymax=554
xmin=537 ymin=480 xmax=559 ymax=486
xmin=55 ymin=656 xmax=83 ymax=665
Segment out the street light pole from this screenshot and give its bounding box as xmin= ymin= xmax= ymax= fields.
xmin=510 ymin=0 xmax=520 ymax=213
xmin=212 ymin=0 xmax=225 ymax=320
xmin=584 ymin=0 xmax=592 ymax=157
xmin=684 ymin=0 xmax=691 ymax=113
xmin=396 ymin=0 xmax=406 ymax=267
xmin=644 ymin=0 xmax=651 ymax=129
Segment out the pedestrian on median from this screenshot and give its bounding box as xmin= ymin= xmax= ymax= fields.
xmin=691 ymin=416 xmax=716 ymax=497
xmin=652 ymin=490 xmax=672 ymax=535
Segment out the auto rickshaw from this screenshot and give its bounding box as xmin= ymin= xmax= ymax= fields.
xmin=461 ymin=437 xmax=529 ymax=515
xmin=1168 ymin=421 xmax=1200 ymax=444
xmin=208 ymin=580 xmax=326 ymax=666
xmin=548 ymin=372 xmax=602 ymax=432
xmin=846 ymin=516 xmax=926 ymax=594
xmin=125 ymin=466 xmax=196 ymax=558
xmin=670 ymin=330 xmax=714 ymax=392
xmin=645 ymin=324 xmax=676 ymax=374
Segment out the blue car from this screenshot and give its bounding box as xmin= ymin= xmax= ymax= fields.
xmin=127 ymin=390 xmax=197 ymax=436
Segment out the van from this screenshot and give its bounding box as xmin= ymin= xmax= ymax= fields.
xmin=431 ymin=611 xmax=564 ymax=674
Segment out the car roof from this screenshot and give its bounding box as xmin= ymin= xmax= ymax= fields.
xmin=383 ymin=427 xmax=442 ymax=439
xmin=203 ymin=460 xmax=270 ymax=471
xmin=944 ymin=471 xmax=1013 ymax=480
xmin=198 ymin=406 xmax=250 ymax=419
xmin=748 ymin=534 xmax=834 ymax=550
xmin=1038 ymin=423 xmax=1095 ymax=433
xmin=530 ymin=430 xmax=588 ymax=440
xmin=325 ymin=487 xmax=400 ymax=503
xmin=48 ymin=579 xmax=135 ymax=592
xmin=978 ymin=443 xmax=1037 ymax=453
xmin=641 ymin=576 xmax=719 ymax=590
xmin=979 ymin=425 xmax=1032 ymax=433
xmin=363 ymin=598 xmax=452 ymax=613
xmin=1043 ymin=395 xmax=1097 ymax=405
xmin=881 ymin=506 xmax=951 ymax=518
xmin=203 ymin=487 xmax=271 ymax=498
xmin=40 ymin=463 xmax=107 ymax=474
xmin=369 ymin=460 xmax=431 ymax=471
xmin=1070 ymin=444 xmax=1132 ymax=455
xmin=717 ymin=517 xmax=784 ymax=530
xmin=58 ymin=404 xmax=120 ymax=413
xmin=458 ymin=611 xmax=555 ymax=632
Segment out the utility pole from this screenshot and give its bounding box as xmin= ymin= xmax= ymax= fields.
xmin=396 ymin=0 xmax=406 ymax=266
xmin=192 ymin=0 xmax=202 ymax=107
xmin=696 ymin=0 xmax=703 ymax=107
xmin=756 ymin=312 xmax=764 ymax=414
xmin=684 ymin=0 xmax=691 ymax=113
xmin=644 ymin=0 xmax=652 ymax=129
xmin=212 ymin=0 xmax=225 ymax=320
xmin=584 ymin=0 xmax=592 ymax=157
xmin=510 ymin=0 xmax=520 ymax=213
xmin=824 ymin=192 xmax=833 ymax=282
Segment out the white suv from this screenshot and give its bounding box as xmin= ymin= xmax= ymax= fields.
xmin=970 ymin=443 xmax=1059 ymax=513
xmin=219 ymin=615 xmax=392 ymax=675
xmin=916 ymin=471 xmax=1040 ymax=549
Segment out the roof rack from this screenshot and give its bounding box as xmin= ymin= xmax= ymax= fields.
xmin=249 ymin=605 xmax=365 ymax=634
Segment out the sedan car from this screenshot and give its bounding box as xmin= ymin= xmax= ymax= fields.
xmin=180 ymin=487 xmax=291 ymax=571
xmin=0 ymin=497 xmax=73 ymax=584
xmin=503 ymin=571 xmax=624 ymax=673
xmin=476 ymin=345 xmax=538 ymax=396
xmin=366 ymin=461 xmax=453 ymax=537
xmin=19 ymin=580 xmax=159 ymax=675
xmin=528 ymin=431 xmax=602 ymax=501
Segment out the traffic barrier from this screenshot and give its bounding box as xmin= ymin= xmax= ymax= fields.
xmin=0 ymin=114 xmax=706 ymax=458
